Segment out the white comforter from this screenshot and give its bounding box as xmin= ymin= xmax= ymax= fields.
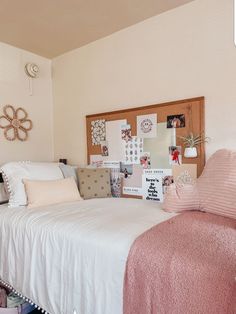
xmin=0 ymin=198 xmax=176 ymax=314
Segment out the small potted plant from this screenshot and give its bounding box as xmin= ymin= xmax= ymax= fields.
xmin=179 ymin=133 xmax=209 ymax=158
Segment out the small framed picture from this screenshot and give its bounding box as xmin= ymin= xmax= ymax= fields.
xmin=167 ymin=114 xmax=185 ymax=128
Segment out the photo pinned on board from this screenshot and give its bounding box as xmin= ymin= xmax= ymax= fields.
xmin=167 ymin=114 xmax=185 ymax=128
xmin=140 ymin=152 xmax=151 ymax=169
xmin=162 ymin=175 xmax=174 ymax=193
xmin=121 ymin=124 xmax=132 ymax=142
xmin=100 ymin=141 xmax=109 ymax=156
xmin=120 ymin=163 xmax=133 ymax=179
xmin=169 ymin=146 xmax=182 ymax=165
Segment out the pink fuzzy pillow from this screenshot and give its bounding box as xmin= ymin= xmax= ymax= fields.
xmin=163 ymin=149 xmax=236 ymax=220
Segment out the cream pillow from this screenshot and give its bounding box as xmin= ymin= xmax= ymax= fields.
xmin=23 ymin=177 xmax=82 ymax=209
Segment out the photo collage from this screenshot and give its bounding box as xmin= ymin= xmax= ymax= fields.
xmin=89 ymin=113 xmax=196 ymax=202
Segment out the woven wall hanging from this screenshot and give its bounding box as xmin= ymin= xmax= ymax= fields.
xmin=0 ymin=105 xmax=33 ymax=141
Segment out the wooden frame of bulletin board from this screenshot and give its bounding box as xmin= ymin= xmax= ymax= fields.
xmin=86 ymin=97 xmax=205 ymax=177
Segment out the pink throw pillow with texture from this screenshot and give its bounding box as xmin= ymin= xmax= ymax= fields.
xmin=163 ymin=149 xmax=236 ymax=220
xmin=197 ymin=149 xmax=236 ymax=219
xmin=163 ymin=183 xmax=200 ymax=213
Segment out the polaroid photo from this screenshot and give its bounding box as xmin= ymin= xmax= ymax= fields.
xmin=169 ymin=146 xmax=182 ymax=165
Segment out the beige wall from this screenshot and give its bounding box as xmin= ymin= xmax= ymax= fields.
xmin=0 ymin=42 xmax=54 ymax=164
xmin=52 ymin=0 xmax=236 ymax=165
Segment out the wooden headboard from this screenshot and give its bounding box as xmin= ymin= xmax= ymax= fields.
xmin=86 ymin=97 xmax=205 ymax=177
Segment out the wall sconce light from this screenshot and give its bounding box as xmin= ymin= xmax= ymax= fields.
xmin=24 ymin=63 xmax=39 ymax=96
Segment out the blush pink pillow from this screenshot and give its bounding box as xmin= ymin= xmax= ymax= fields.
xmin=163 ymin=149 xmax=236 ymax=220
xmin=197 ymin=149 xmax=236 ymax=219
xmin=163 ymin=183 xmax=200 ymax=213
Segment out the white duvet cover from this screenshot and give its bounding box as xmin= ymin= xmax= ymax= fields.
xmin=0 ymin=198 xmax=176 ymax=314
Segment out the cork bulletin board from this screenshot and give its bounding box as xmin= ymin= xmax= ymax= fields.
xmin=86 ymin=97 xmax=205 ymax=173
xmin=86 ymin=97 xmax=205 ymax=200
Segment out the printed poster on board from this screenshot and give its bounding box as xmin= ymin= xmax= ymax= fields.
xmin=142 ymin=174 xmax=163 ymax=202
xmin=143 ymin=169 xmax=173 ymax=194
xmin=137 ymin=113 xmax=157 ymax=138
xmin=122 ymin=164 xmax=143 ymax=196
xmin=123 ymin=136 xmax=143 ymax=164
xmin=104 ymin=119 xmax=127 ymax=162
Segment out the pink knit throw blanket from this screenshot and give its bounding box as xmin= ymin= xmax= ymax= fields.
xmin=124 ymin=212 xmax=236 ymax=314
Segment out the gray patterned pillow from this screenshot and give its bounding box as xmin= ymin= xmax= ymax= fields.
xmin=77 ymin=168 xmax=112 ymax=199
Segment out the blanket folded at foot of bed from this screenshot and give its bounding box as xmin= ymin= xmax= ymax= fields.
xmin=124 ymin=212 xmax=236 ymax=314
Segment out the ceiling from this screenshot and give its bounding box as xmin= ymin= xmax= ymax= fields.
xmin=0 ymin=0 xmax=194 ymax=58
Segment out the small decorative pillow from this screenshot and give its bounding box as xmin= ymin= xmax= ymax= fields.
xmin=77 ymin=168 xmax=112 ymax=199
xmin=23 ymin=177 xmax=82 ymax=209
xmin=59 ymin=163 xmax=78 ymax=185
xmin=197 ymin=149 xmax=236 ymax=220
xmin=163 ymin=183 xmax=200 ymax=213
xmin=1 ymin=162 xmax=63 ymax=207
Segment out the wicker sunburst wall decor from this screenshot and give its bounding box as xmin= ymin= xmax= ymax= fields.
xmin=0 ymin=105 xmax=33 ymax=141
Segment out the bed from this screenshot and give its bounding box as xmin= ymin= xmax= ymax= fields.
xmin=0 ymin=198 xmax=176 ymax=314
xmin=0 ymin=150 xmax=235 ymax=314
xmin=0 ymin=197 xmax=235 ymax=314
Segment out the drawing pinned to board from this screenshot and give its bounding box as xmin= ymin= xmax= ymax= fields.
xmin=100 ymin=141 xmax=109 ymax=156
xmin=169 ymin=146 xmax=182 ymax=165
xmin=137 ymin=113 xmax=157 ymax=138
xmin=172 ymin=164 xmax=197 ymax=186
xmin=140 ymin=152 xmax=151 ymax=169
xmin=121 ymin=124 xmax=132 ymax=142
xmin=91 ymin=119 xmax=106 ymax=145
xmin=123 ymin=136 xmax=143 ymax=164
xmin=167 ymin=114 xmax=185 ymax=128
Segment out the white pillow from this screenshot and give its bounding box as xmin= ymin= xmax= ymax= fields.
xmin=1 ymin=162 xmax=63 ymax=207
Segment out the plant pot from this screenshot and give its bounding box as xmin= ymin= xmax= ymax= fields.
xmin=184 ymin=147 xmax=197 ymax=158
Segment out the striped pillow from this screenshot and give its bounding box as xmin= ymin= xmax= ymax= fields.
xmin=162 ymin=183 xmax=200 ymax=213
xmin=197 ymin=149 xmax=236 ymax=220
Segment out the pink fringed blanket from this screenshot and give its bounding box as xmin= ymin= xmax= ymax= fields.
xmin=124 ymin=212 xmax=236 ymax=314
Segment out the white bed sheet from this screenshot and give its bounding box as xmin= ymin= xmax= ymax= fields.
xmin=0 ymin=198 xmax=176 ymax=314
